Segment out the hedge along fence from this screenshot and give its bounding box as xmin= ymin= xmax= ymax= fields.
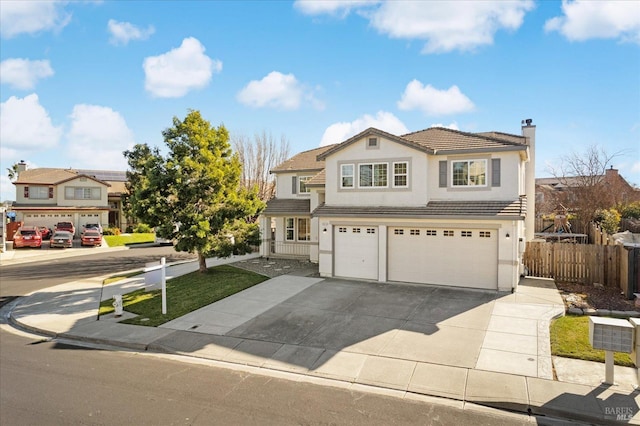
xmin=524 ymin=241 xmax=625 ymax=289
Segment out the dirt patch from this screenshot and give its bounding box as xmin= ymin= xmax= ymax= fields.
xmin=231 ymin=257 xmax=319 ymax=278
xmin=556 ymin=281 xmax=639 ymax=312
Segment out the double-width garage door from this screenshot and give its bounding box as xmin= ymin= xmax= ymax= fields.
xmin=388 ymin=227 xmax=498 ymax=289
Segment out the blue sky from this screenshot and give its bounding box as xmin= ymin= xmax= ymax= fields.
xmin=1 ymin=0 xmax=639 ymax=202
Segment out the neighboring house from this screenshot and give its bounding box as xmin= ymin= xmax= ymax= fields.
xmin=536 ymin=168 xmax=640 ymax=216
xmin=260 ymin=122 xmax=537 ymax=292
xmin=11 ymin=161 xmax=130 ymax=233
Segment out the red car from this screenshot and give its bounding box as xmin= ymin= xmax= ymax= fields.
xmin=55 ymin=221 xmax=75 ymax=237
xmin=38 ymin=226 xmax=52 ymax=240
xmin=81 ymin=230 xmax=102 ymax=247
xmin=13 ymin=226 xmax=43 ymax=249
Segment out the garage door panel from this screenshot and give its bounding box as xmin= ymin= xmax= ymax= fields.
xmin=334 ymin=226 xmax=378 ymax=280
xmin=388 ymin=227 xmax=497 ymax=289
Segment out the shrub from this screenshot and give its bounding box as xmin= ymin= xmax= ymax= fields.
xmin=125 ymin=225 xmax=134 ymax=233
xmin=594 ymin=208 xmax=621 ymax=234
xmin=103 ymin=226 xmax=121 ymax=236
xmin=619 ymin=201 xmax=640 ymax=219
xmin=134 ymin=223 xmax=152 ymax=233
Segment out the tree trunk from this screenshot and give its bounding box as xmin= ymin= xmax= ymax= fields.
xmin=198 ymin=251 xmax=207 ymax=273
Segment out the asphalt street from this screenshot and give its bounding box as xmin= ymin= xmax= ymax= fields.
xmin=0 ymin=245 xmax=196 ymax=300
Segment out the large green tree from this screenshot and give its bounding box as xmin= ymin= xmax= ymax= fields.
xmin=124 ymin=110 xmax=264 ymax=272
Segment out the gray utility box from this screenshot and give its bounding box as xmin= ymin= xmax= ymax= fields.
xmin=589 ymin=317 xmax=634 ymax=353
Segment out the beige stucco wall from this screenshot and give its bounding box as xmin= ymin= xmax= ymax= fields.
xmin=56 ymin=177 xmax=108 ymax=207
xmin=324 ymin=137 xmax=429 ymax=207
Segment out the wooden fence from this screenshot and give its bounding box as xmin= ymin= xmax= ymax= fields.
xmin=524 ymin=241 xmax=624 ymax=287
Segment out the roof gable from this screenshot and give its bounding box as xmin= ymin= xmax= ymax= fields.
xmin=317 ymin=127 xmax=427 ymax=160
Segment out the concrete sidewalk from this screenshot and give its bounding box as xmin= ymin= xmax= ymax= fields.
xmin=6 ymin=258 xmax=640 ymax=425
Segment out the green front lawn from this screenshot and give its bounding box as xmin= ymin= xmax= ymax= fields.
xmin=550 ymin=315 xmax=634 ymax=367
xmin=99 ymin=265 xmax=268 ymax=327
xmin=104 ymin=233 xmax=155 ymax=247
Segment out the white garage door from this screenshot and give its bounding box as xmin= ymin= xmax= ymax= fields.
xmin=388 ymin=227 xmax=498 ymax=289
xmin=22 ymin=212 xmax=73 ymax=231
xmin=334 ymin=225 xmax=378 ymax=280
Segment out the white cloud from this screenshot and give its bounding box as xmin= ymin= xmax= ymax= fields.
xmin=66 ymin=104 xmax=135 ymax=169
xmin=143 ymin=37 xmax=222 ymax=98
xmin=237 ymin=71 xmax=322 ymax=110
xmin=294 ymin=0 xmax=379 ymax=17
xmin=295 ymin=0 xmax=534 ymax=53
xmin=0 ymin=173 xmax=14 ymax=202
xmin=108 ymin=19 xmax=155 ymax=45
xmin=397 ymin=80 xmax=475 ymax=116
xmin=0 ymin=0 xmax=72 ymax=39
xmin=319 ymin=111 xmax=409 ymax=146
xmin=0 ymin=94 xmax=63 ymax=150
xmin=430 ymin=122 xmax=460 ymax=130
xmin=0 ymin=58 xmax=54 ymax=90
xmin=631 ymin=161 xmax=640 ymax=174
xmin=545 ymin=1 xmax=640 ymax=44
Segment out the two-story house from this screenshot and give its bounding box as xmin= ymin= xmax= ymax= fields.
xmin=260 ymin=121 xmax=536 ymax=292
xmin=11 ymin=162 xmax=129 ymax=235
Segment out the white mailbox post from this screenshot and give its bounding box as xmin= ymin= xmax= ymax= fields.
xmin=144 ymin=257 xmax=167 ymax=315
xmin=589 ymin=317 xmax=634 ymax=385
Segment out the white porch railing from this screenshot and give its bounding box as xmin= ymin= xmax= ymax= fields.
xmin=267 ymin=240 xmax=311 ymax=257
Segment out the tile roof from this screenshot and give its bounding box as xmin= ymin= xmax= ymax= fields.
xmin=312 ymin=200 xmax=526 ymax=219
xmin=263 ymin=198 xmax=311 ymax=216
xmin=271 ymin=144 xmax=338 ymax=173
xmin=401 ymin=127 xmax=527 ymax=154
xmin=306 ymin=170 xmax=326 ymax=187
xmin=14 ymin=168 xmax=119 ymax=186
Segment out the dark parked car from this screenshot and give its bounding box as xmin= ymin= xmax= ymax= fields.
xmin=50 ymin=231 xmax=73 ymax=248
xmin=13 ymin=226 xmax=42 ymax=249
xmin=38 ymin=226 xmax=52 ymax=240
xmin=81 ymin=230 xmax=102 ymax=247
xmin=55 ymin=221 xmax=75 ymax=237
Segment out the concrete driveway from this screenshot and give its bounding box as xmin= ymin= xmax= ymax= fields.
xmin=162 ymin=277 xmax=500 ymax=371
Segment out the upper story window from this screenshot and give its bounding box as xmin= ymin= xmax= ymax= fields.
xmin=341 ymin=164 xmax=354 ymax=188
xmin=24 ymin=185 xmax=51 ymax=199
xmin=452 ymin=159 xmax=487 ymax=187
xmin=359 ymin=163 xmax=387 ymax=188
xmin=65 ymin=186 xmax=101 ymax=200
xmin=367 ymin=137 xmax=379 ymax=149
xmin=298 ymin=176 xmax=311 ymax=194
xmin=393 ymin=162 xmax=408 ymax=188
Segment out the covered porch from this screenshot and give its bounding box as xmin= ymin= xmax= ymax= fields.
xmin=259 ymin=198 xmax=315 ymax=260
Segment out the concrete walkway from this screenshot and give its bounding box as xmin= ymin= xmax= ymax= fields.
xmin=4 ymin=254 xmax=640 ymax=425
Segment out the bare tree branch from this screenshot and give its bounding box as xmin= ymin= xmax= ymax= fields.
xmin=232 ymin=131 xmax=290 ymax=202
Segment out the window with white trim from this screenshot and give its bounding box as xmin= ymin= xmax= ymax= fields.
xmin=285 ymin=217 xmax=310 ymax=241
xmin=298 ymin=176 xmax=311 ymax=194
xmin=297 ymin=218 xmax=310 ymax=241
xmin=341 ymin=164 xmax=354 ymax=188
xmin=393 ymin=162 xmax=408 ymax=188
xmin=452 ymin=160 xmax=487 ymax=187
xmin=65 ymin=186 xmax=101 ymax=200
xmin=359 ymin=163 xmax=387 ymax=188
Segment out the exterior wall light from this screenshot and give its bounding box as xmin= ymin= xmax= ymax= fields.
xmin=506 ymin=232 xmax=510 ymax=239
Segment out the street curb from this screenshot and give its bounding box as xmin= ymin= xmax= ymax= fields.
xmin=8 ymin=308 xmax=631 ymax=425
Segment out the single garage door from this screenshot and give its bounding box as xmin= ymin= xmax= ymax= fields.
xmin=388 ymin=227 xmax=498 ymax=289
xmin=334 ymin=225 xmax=378 ymax=280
